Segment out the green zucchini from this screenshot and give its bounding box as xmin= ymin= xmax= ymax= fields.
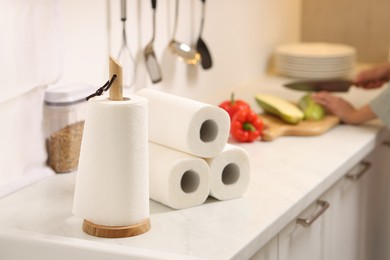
xmin=255 ymin=94 xmax=304 ymax=124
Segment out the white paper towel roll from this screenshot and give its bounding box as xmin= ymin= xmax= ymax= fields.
xmin=72 ymin=95 xmax=149 ymax=227
xmin=206 ymin=144 xmax=250 ymax=200
xmin=137 ymin=88 xmax=230 ymax=158
xmin=149 ymin=142 xmax=210 ymax=209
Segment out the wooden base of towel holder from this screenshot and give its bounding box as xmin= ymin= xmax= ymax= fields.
xmin=82 ymin=218 xmax=151 ymax=238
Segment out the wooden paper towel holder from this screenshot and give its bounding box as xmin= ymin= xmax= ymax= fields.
xmin=82 ymin=219 xmax=151 ymax=238
xmin=81 ymin=56 xmax=151 ymax=238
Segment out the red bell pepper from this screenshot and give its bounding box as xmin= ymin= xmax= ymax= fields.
xmin=218 ymin=93 xmax=250 ymax=121
xmin=231 ymin=108 xmax=263 ymax=142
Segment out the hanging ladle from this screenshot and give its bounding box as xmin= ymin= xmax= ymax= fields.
xmin=169 ymin=0 xmax=200 ymax=65
xmin=196 ymin=0 xmax=212 ymax=69
xmin=144 ymin=0 xmax=162 ymax=83
xmin=118 ymin=0 xmax=136 ymax=88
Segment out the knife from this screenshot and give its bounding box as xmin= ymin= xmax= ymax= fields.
xmin=284 ymin=79 xmax=354 ymax=92
xmin=284 ymin=77 xmax=390 ymax=92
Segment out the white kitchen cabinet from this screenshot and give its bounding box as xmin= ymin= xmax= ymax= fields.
xmin=277 ymin=154 xmax=376 ymax=260
xmin=250 ymin=236 xmax=278 ymax=260
xmin=321 ymin=160 xmax=373 ymax=260
xmin=278 ymin=200 xmax=329 ymax=260
xmin=364 ymin=139 xmax=390 ymax=260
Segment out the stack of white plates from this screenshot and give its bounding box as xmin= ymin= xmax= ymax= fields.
xmin=275 ymin=42 xmax=356 ymax=79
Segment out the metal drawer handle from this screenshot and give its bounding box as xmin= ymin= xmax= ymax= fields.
xmin=297 ymin=200 xmax=329 ymax=227
xmin=345 ymin=161 xmax=371 ymax=181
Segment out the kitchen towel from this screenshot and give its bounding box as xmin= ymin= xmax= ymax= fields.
xmin=149 ymin=142 xmax=210 ymax=209
xmin=0 ymin=0 xmax=62 ymax=103
xmin=206 ymin=144 xmax=250 ymax=200
xmin=72 ymin=95 xmax=149 ymax=227
xmin=137 ymin=88 xmax=230 ymax=158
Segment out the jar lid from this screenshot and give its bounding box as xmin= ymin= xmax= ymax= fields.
xmin=45 ymin=84 xmax=96 ymax=106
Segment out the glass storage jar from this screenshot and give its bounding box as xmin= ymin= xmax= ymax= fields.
xmin=44 ymin=84 xmax=95 ymax=173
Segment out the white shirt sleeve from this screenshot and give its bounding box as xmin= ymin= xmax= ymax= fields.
xmin=369 ymin=84 xmax=390 ymax=127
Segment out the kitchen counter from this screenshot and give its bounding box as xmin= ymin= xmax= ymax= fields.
xmin=0 ymin=76 xmax=389 ymax=260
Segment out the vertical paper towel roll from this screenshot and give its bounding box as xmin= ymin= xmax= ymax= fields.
xmin=206 ymin=144 xmax=250 ymax=200
xmin=149 ymin=142 xmax=210 ymax=209
xmin=72 ymin=95 xmax=149 ymax=228
xmin=137 ymin=88 xmax=230 ymax=158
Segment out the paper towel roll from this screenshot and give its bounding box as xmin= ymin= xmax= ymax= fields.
xmin=206 ymin=144 xmax=250 ymax=200
xmin=72 ymin=95 xmax=149 ymax=227
xmin=137 ymin=88 xmax=230 ymax=158
xmin=149 ymin=142 xmax=210 ymax=209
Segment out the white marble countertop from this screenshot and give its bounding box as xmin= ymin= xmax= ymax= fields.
xmin=0 ymin=76 xmax=389 ymax=260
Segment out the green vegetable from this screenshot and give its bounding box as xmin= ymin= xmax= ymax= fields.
xmin=298 ymin=94 xmax=325 ymax=121
xmin=255 ymin=94 xmax=304 ymax=124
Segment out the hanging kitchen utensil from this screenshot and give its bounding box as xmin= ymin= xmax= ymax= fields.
xmin=196 ymin=0 xmax=212 ymax=69
xmin=144 ymin=0 xmax=162 ymax=83
xmin=169 ymin=0 xmax=200 ymax=65
xmin=118 ymin=0 xmax=135 ymax=88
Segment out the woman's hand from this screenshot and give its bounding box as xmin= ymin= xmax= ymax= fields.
xmin=354 ymin=63 xmax=390 ymax=89
xmin=312 ymin=92 xmax=355 ymax=121
xmin=312 ymin=92 xmax=376 ymax=124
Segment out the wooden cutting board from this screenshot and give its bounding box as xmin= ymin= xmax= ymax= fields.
xmin=259 ymin=113 xmax=340 ymax=141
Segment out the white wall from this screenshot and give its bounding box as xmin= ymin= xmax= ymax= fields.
xmin=57 ymin=0 xmax=302 ymax=100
